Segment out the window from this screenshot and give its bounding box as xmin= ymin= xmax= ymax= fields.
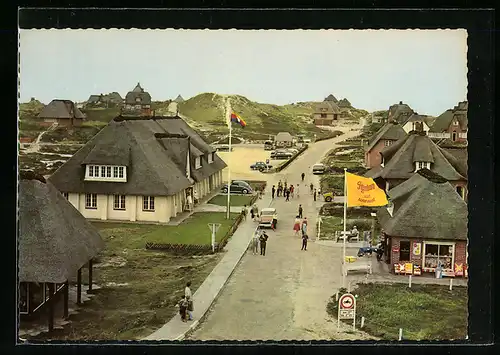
xmin=89 ymin=165 xmax=95 ymax=177
xmin=456 ymin=186 xmax=465 ymax=199
xmin=85 ymin=193 xmax=97 ymax=209
xmin=86 ymin=165 xmax=126 ymax=182
xmin=100 ymin=166 xmax=106 ymax=178
xmin=320 ymin=113 xmax=327 ymax=118
xmin=113 ymin=166 xmax=118 ymax=178
xmin=453 ymin=120 xmax=459 ymax=125
xmin=106 ymin=166 xmax=112 ymax=177
xmin=399 ymin=241 xmax=411 ymax=262
xmin=143 ymin=196 xmax=155 ymax=211
xmin=452 ymin=131 xmax=457 ymax=142
xmin=208 ymin=152 xmax=214 ymax=164
xmin=135 ymin=97 xmax=141 ymax=102
xmin=63 ymin=192 xmax=69 ymax=200
xmin=113 ymin=195 xmax=126 ymax=210
xmin=423 ymin=242 xmax=454 ymax=272
xmin=195 ymin=157 xmax=202 ymax=169
xmin=415 ymin=161 xmax=430 ymax=171
xmin=118 ymin=166 xmax=124 ymax=178
xmin=384 ymin=140 xmax=393 ymax=147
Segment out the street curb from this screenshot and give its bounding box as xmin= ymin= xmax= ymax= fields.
xmin=145 ymin=196 xmax=273 ymax=341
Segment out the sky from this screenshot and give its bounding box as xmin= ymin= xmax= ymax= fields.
xmin=19 ymin=29 xmax=468 ymax=116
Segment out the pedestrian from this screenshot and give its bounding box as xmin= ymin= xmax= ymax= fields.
xmin=298 ymin=204 xmax=303 ymax=218
xmin=301 ymin=217 xmax=308 ymax=236
xmin=284 ymin=181 xmax=288 ymax=192
xmin=259 ymin=231 xmax=269 ymax=256
xmin=186 ymin=193 xmax=193 ymax=211
xmin=293 ymin=215 xmax=301 ymax=236
xmin=313 ymin=188 xmax=317 ymax=201
xmin=296 ymin=184 xmax=300 ymax=198
xmin=278 ymin=180 xmax=283 ymax=196
xmin=290 ymin=184 xmax=295 ymax=198
xmin=310 ymin=183 xmax=314 ymax=194
xmin=272 ymin=215 xmax=277 ymax=231
xmin=271 ymin=185 xmax=276 ymax=199
xmin=252 ymin=205 xmax=259 ymax=221
xmin=285 ymin=188 xmax=291 ymax=201
xmin=193 ymin=189 xmax=199 ymax=204
xmin=185 ymin=281 xmax=194 ymax=321
xmin=241 ymin=205 xmax=248 ymax=221
xmin=301 ymin=172 xmax=305 ymax=182
xmin=252 ymin=230 xmax=260 ymax=255
xmin=250 ymin=206 xmax=255 ymax=220
xmin=301 ymin=233 xmax=309 ymax=251
xmin=178 ymin=295 xmax=188 ymax=322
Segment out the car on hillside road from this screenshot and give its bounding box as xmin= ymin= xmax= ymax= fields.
xmin=250 ymin=161 xmax=273 ymax=171
xmin=259 ymin=207 xmax=278 ymax=229
xmin=312 ymin=163 xmax=326 ymax=175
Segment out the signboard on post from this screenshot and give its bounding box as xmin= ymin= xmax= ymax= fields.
xmin=338 ymin=293 xmax=356 ymax=330
xmin=265 ymin=159 xmax=270 ymax=164
xmin=207 ymin=223 xmax=221 ymax=253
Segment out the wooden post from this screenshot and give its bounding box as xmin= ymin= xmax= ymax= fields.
xmin=409 ymin=275 xmax=412 ymax=288
xmin=361 ymin=316 xmax=365 ymax=328
xmin=449 ymin=279 xmax=453 ymax=291
xmin=88 ymin=259 xmax=93 ymax=292
xmin=47 ymin=283 xmax=54 ymax=332
xmin=63 ymin=281 xmax=69 ymax=319
xmin=398 ymin=328 xmax=403 ymax=341
xmin=77 ymin=268 xmax=82 ymax=305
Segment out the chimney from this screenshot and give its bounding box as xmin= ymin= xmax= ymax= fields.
xmin=399 ymin=101 xmax=403 ymax=105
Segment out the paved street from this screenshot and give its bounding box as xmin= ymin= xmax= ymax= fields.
xmin=187 ymin=120 xmax=374 ymax=340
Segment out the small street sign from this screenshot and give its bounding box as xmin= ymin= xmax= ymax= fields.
xmin=339 ymin=309 xmax=355 ymax=319
xmin=339 ymin=293 xmax=355 ymax=310
xmin=265 ymin=159 xmax=270 ymax=164
xmin=338 ymin=292 xmax=356 ymax=330
xmin=207 ymin=223 xmax=221 ymax=233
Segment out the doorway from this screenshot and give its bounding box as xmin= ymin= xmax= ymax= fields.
xmin=399 ymin=241 xmax=411 ymax=262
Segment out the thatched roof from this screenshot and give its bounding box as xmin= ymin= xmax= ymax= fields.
xmin=125 ymin=83 xmax=151 ymax=105
xmin=18 ymin=172 xmax=104 ymax=284
xmin=324 ymin=94 xmax=339 ymax=103
xmin=366 ymin=121 xmax=407 ymax=152
xmin=388 ymin=101 xmax=414 ymax=124
xmin=372 ymin=131 xmax=467 ymax=181
xmin=275 ymin=132 xmax=294 ymax=142
xmin=174 ymin=95 xmax=185 ymax=103
xmin=315 ymin=101 xmax=340 ymax=114
xmin=38 ymin=99 xmax=86 ymax=119
xmin=377 ymin=171 xmax=467 ymax=240
xmin=49 ymin=115 xmax=225 ymax=196
xmin=338 ymin=98 xmax=351 ymax=108
xmin=429 ymin=101 xmax=468 ymax=132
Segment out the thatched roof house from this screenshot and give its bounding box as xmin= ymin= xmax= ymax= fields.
xmin=324 ymin=94 xmax=339 ymax=103
xmin=364 ymin=121 xmax=407 ymax=168
xmin=275 ymin=132 xmax=294 ymax=144
xmin=388 ymin=101 xmax=414 ymax=124
xmin=377 ymin=170 xmax=468 ymax=276
xmin=174 ymin=94 xmax=185 ymax=103
xmin=338 ymin=98 xmax=351 ymax=108
xmin=38 ymin=99 xmax=86 ymax=127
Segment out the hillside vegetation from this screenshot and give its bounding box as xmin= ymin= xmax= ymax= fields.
xmin=178 ymin=93 xmax=342 ymax=141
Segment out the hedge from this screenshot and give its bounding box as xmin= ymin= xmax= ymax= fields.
xmin=319 ymin=204 xmax=376 ymax=218
xmin=274 ymin=144 xmax=309 ymax=172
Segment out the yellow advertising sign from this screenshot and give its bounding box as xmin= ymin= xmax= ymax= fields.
xmin=346 ymin=172 xmax=389 ymax=207
xmin=412 ymin=242 xmax=421 ymax=256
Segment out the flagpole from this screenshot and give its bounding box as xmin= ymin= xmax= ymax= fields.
xmin=226 ymin=101 xmax=232 ymax=220
xmin=342 ymin=167 xmax=347 ymax=288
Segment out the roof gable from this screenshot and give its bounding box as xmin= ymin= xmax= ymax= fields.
xmin=324 ymin=94 xmax=338 ymax=103
xmin=19 ymin=176 xmax=104 ymax=283
xmin=38 ymin=99 xmax=86 ymax=119
xmin=430 ymin=102 xmax=468 ymax=132
xmin=366 ymin=122 xmax=407 ymax=152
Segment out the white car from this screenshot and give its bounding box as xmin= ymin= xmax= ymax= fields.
xmin=286 ymin=148 xmax=299 ymax=154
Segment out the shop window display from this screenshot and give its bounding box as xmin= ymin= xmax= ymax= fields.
xmin=423 ymin=243 xmax=454 ymax=272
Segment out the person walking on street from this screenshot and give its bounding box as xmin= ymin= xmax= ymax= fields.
xmin=285 ymin=188 xmax=291 ymax=201
xmin=296 ymin=184 xmax=300 ymax=198
xmin=250 ymin=206 xmax=255 ymax=220
xmin=293 ymin=216 xmax=301 ymax=236
xmin=290 ymin=184 xmax=295 ymax=198
xmin=301 ymin=217 xmax=308 ymax=237
xmin=252 ymin=230 xmax=260 ymax=255
xmin=259 ymin=231 xmax=269 ymax=256
xmin=298 ymin=204 xmax=303 ymax=218
xmin=241 ymin=205 xmax=248 ymax=221
xmin=284 ymin=181 xmax=288 ymax=192
xmin=272 ymin=215 xmax=277 ymax=231
xmin=271 ymin=185 xmax=276 ymax=199
xmin=313 ymin=188 xmax=317 ymax=201
xmin=185 ymin=281 xmax=194 ymax=321
xmin=252 ymin=205 xmax=259 ymax=221
xmin=301 ymin=233 xmax=309 ymax=251
xmin=310 ymin=183 xmax=314 ymax=194
xmin=301 ymin=172 xmax=305 ymax=182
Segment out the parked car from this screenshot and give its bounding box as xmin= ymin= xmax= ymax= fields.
xmin=271 ymin=150 xmax=293 ymax=160
xmin=312 ymin=163 xmax=326 ymax=175
xmin=221 ymin=181 xmax=253 ymax=194
xmin=250 ymin=161 xmax=273 ymax=171
xmin=214 ymin=144 xmax=233 ymax=152
xmin=323 ymin=192 xmax=335 ymax=202
xmin=286 ymin=148 xmax=299 ymax=154
xmin=259 ymin=207 xmax=278 ymax=229
xmin=264 ymin=140 xmax=274 ymax=150
xmin=303 ymin=138 xmax=312 ymax=143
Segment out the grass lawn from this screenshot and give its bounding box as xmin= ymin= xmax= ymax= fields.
xmin=29 ymin=220 xmax=224 ymax=340
xmin=143 ymin=212 xmax=239 ymax=245
xmin=208 ymin=194 xmax=255 ymax=207
xmin=328 ymin=283 xmax=468 ymax=340
xmin=319 ymin=216 xmax=374 ymax=240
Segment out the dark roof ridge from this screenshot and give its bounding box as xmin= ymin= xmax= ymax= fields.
xmin=20 ymin=170 xmax=46 ymax=183
xmin=416 ymin=168 xmax=448 ymax=183
xmin=154 ymin=132 xmax=189 ymax=139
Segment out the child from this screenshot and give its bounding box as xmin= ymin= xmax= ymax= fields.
xmin=293 ymin=216 xmax=301 ymax=236
xmin=178 ymin=295 xmax=188 ymax=322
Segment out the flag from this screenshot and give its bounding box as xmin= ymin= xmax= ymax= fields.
xmin=345 ymin=172 xmax=388 ymax=207
xmin=230 ymin=112 xmax=246 ymax=128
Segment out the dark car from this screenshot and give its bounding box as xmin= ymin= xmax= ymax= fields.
xmin=221 ymin=181 xmax=253 ymax=194
xmin=250 ymin=161 xmax=273 ymax=171
xmin=270 ymin=150 xmax=293 ymax=160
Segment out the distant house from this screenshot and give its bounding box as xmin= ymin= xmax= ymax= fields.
xmin=86 ymin=92 xmax=123 ymax=108
xmin=18 ymin=171 xmax=104 ymax=332
xmin=364 ymin=121 xmax=407 ymax=168
xmin=38 ymin=99 xmax=86 ymax=127
xmin=387 ymin=101 xmax=414 ymax=125
xmin=48 ymin=114 xmax=226 ymax=224
xmin=367 ymin=129 xmax=468 ymax=200
xmin=174 ymin=95 xmax=185 ymax=103
xmin=400 ymin=113 xmax=434 ymax=134
xmin=338 ymin=98 xmax=352 ymax=109
xmin=324 ymin=94 xmax=339 ymax=104
xmin=123 ymin=83 xmax=152 ymax=116
xmin=428 ymin=101 xmax=468 ymax=143
xmin=377 ymin=170 xmax=468 ymax=277
xmin=313 ymin=100 xmax=341 ymax=126
xmin=275 ymin=132 xmax=294 ymax=147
